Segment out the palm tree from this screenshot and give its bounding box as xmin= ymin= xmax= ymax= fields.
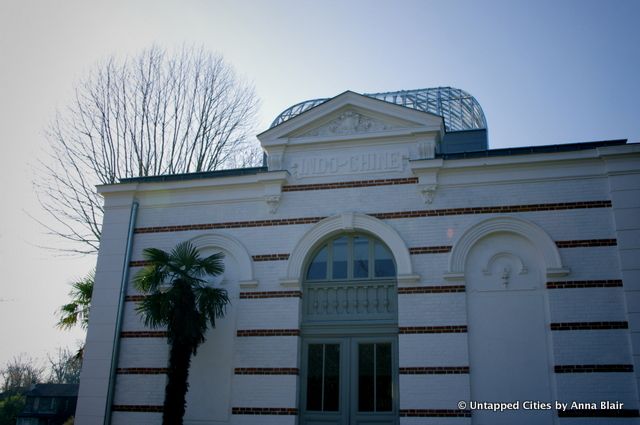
xmin=57 ymin=270 xmax=95 ymax=360
xmin=134 ymin=241 xmax=230 ymax=425
xmin=57 ymin=270 xmax=94 ymax=330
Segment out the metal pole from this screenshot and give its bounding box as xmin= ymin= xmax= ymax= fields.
xmin=104 ymin=200 xmax=139 ymax=425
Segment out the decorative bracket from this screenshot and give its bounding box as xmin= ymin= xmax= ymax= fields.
xmin=264 ymin=195 xmax=281 ymax=213
xmin=418 ymin=183 xmax=438 ymax=204
xmin=257 ymin=171 xmax=288 ymax=214
xmin=410 ymin=158 xmax=442 ymax=204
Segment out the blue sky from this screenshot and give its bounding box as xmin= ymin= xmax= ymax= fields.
xmin=0 ymin=0 xmax=638 ymax=367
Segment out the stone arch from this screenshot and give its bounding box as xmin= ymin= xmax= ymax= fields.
xmin=445 ymin=216 xmax=569 ymax=279
xmin=188 ymin=233 xmax=256 ymax=285
xmin=283 ymin=212 xmax=417 ymax=286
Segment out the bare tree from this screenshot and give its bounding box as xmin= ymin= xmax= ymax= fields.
xmin=35 ymin=46 xmax=261 ymax=254
xmin=47 ymin=348 xmax=82 ymax=384
xmin=0 ymin=354 xmax=44 ymax=394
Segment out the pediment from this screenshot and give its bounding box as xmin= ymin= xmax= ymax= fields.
xmin=290 ymin=108 xmax=408 ymax=138
xmin=258 ymin=91 xmax=444 ymax=146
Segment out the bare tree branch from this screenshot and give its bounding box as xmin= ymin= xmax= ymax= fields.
xmin=34 ymin=46 xmax=262 ymax=253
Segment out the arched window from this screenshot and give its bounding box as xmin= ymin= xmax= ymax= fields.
xmin=306 ymin=234 xmax=396 ymax=281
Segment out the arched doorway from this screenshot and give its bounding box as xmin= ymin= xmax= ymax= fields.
xmin=300 ymin=233 xmax=399 ymax=425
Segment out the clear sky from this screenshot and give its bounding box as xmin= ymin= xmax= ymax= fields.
xmin=0 ymin=0 xmax=639 ymax=368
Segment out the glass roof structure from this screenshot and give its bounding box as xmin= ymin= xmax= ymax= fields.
xmin=270 ymin=87 xmax=487 ymax=132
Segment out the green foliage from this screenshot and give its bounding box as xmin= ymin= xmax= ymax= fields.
xmin=0 ymin=394 xmax=25 ymax=425
xmin=57 ymin=270 xmax=94 ymax=331
xmin=134 ymin=241 xmax=229 ymax=425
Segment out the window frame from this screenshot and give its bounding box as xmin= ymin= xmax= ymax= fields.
xmin=305 ymin=234 xmax=396 ymax=282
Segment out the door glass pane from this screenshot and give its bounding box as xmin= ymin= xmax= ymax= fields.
xmin=307 ymin=246 xmax=328 ymax=280
xmin=353 ymin=236 xmax=369 ymax=278
xmin=374 ymin=242 xmax=395 ymax=277
xmin=358 ymin=344 xmax=375 ymax=412
xmin=306 ymin=344 xmax=323 ymax=411
xmin=332 ymin=237 xmax=348 ymax=279
xmin=306 ymin=344 xmax=340 ymax=412
xmin=324 ymin=344 xmax=340 ymax=411
xmin=376 ymin=343 xmax=392 ymax=411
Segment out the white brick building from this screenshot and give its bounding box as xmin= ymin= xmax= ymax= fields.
xmin=76 ymin=88 xmax=640 ymax=424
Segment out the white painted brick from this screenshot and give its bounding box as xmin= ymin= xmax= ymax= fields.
xmin=399 ymin=334 xmax=469 ymax=367
xmin=548 ymin=288 xmax=627 ymax=323
xmin=118 ymin=339 xmax=169 ymax=368
xmin=555 ymin=373 xmax=639 ymax=406
xmin=552 ymin=330 xmax=633 ymax=364
xmin=234 ymin=336 xmax=299 ymax=368
xmin=237 ymin=298 xmax=300 ymax=329
xmin=229 ymin=416 xmax=296 ymax=425
xmin=111 ymin=412 xmax=161 ymax=425
xmin=400 ymin=374 xmax=470 ymax=409
xmin=231 ymin=375 xmax=297 ymax=407
xmin=398 ymin=293 xmax=466 ymax=327
xmin=556 ymin=247 xmax=622 ymax=280
xmin=400 ymin=418 xmax=471 ymax=425
xmin=113 ymin=375 xmax=166 ymax=405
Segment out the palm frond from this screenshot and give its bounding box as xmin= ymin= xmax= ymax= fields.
xmin=194 ymin=286 xmax=230 ymax=328
xmin=135 ymin=292 xmax=171 ymax=329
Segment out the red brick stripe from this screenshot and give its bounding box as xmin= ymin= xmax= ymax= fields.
xmin=132 ymin=201 xmax=611 ymax=234
xmin=234 ymin=368 xmax=299 ymax=375
xmin=252 ymin=253 xmax=290 ymax=261
xmin=558 ymin=409 xmax=639 ymax=418
xmin=400 ymin=409 xmax=471 ymax=417
xmin=125 ymin=295 xmax=147 ymax=301
xmin=371 ymin=200 xmax=612 ymax=220
xmin=554 ymin=364 xmax=634 ymax=373
xmin=556 ymin=239 xmax=617 ymax=248
xmin=236 ymin=329 xmax=300 ymax=337
xmin=282 ymin=177 xmax=418 ymax=192
xmin=239 ymin=291 xmax=302 ymax=299
xmin=117 ymin=368 xmax=168 ymax=375
xmin=399 ymin=325 xmax=467 ymax=334
xmin=112 ymin=405 xmax=163 ymax=412
xmin=231 ymin=407 xmax=298 ymax=415
xmin=398 ymin=285 xmax=465 ymax=294
xmin=550 ymin=321 xmax=628 ymax=331
xmin=400 ymin=366 xmax=469 ymax=374
xmin=120 ymin=331 xmax=168 ymax=338
xmin=135 ymin=216 xmax=326 ymax=233
xmin=409 ymin=246 xmax=452 ymax=254
xmin=547 ymin=280 xmax=623 ymax=289
xmin=129 ymin=260 xmax=151 ymax=267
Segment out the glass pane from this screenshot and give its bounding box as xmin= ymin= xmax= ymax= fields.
xmin=306 ymin=344 xmax=323 ymax=411
xmin=332 ymin=237 xmax=348 ymax=279
xmin=307 ymin=246 xmax=327 ymax=280
xmin=353 ymin=236 xmax=369 ymax=278
xmin=324 ymin=344 xmax=340 ymax=411
xmin=376 ymin=343 xmax=393 ymax=411
xmin=374 ymin=242 xmax=395 ymax=277
xmin=358 ymin=344 xmax=375 ymax=412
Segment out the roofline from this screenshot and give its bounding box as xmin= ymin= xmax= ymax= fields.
xmin=112 ymin=139 xmax=630 ymax=186
xmin=118 ymin=166 xmax=269 ymax=184
xmin=438 ymin=139 xmax=628 ymax=160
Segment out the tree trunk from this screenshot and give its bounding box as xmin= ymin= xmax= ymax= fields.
xmin=162 ymin=340 xmax=192 ymax=425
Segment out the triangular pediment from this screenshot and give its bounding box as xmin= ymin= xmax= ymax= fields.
xmin=290 ymin=107 xmax=409 ymax=138
xmin=258 ymin=91 xmax=444 ymax=147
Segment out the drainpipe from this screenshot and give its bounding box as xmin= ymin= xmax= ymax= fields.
xmin=104 ymin=200 xmax=139 ymax=425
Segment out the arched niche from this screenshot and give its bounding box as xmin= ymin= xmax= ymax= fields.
xmin=445 ymin=216 xmax=569 ymax=280
xmin=188 ymin=233 xmax=257 ymax=287
xmin=283 ymin=212 xmax=418 ymax=287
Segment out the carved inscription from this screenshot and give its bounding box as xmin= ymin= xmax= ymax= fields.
xmin=291 ymin=151 xmax=404 ymax=178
